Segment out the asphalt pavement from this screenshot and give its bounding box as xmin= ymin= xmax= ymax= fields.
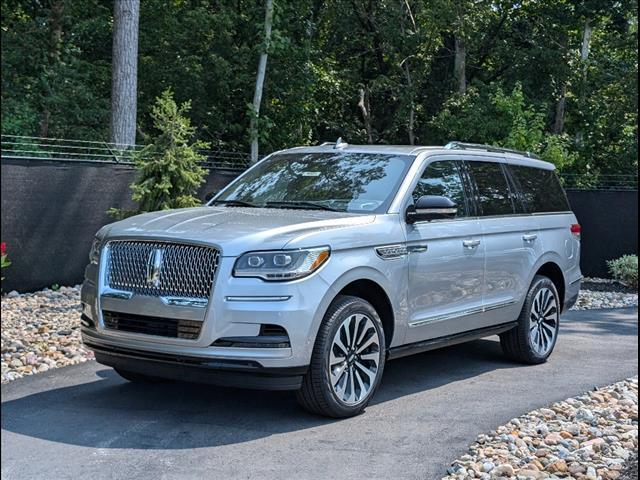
xmin=2 ymin=307 xmax=637 ymax=480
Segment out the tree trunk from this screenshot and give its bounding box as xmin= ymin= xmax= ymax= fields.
xmin=39 ymin=0 xmax=64 ymax=138
xmin=402 ymin=63 xmax=415 ymax=145
xmin=581 ymin=18 xmax=593 ymax=63
xmin=553 ymin=83 xmax=567 ymax=134
xmin=576 ymin=18 xmax=593 ymax=146
xmin=250 ymin=0 xmax=274 ymax=164
xmin=454 ymin=36 xmax=467 ymax=94
xmin=358 ymin=88 xmax=373 ymax=144
xmin=110 ymin=0 xmax=140 ymax=148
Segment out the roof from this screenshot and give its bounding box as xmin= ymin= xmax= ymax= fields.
xmin=280 ymin=142 xmax=556 ymax=170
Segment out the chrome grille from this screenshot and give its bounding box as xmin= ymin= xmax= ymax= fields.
xmin=105 ymin=241 xmax=219 ymax=299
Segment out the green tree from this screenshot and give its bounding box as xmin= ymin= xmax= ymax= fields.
xmin=109 ymin=89 xmax=208 ymax=218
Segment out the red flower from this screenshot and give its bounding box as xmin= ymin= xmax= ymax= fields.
xmin=0 ymin=243 xmax=5 ymax=256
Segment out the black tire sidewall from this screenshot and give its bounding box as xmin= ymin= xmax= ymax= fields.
xmin=315 ymin=296 xmax=386 ymax=417
xmin=519 ymin=276 xmax=561 ymax=363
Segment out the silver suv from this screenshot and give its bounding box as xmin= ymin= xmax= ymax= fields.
xmin=81 ymin=141 xmax=582 ymax=418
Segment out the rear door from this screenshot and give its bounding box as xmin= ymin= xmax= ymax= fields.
xmin=404 ymin=157 xmax=485 ymax=343
xmin=464 ymin=159 xmax=543 ymax=325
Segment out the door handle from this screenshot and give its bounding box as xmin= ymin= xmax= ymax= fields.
xmin=522 ymin=234 xmax=538 ymax=242
xmin=462 ymin=239 xmax=481 ymax=249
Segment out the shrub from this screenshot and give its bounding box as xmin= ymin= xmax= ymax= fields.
xmin=109 ymin=89 xmax=208 ymax=219
xmin=607 ymin=255 xmax=638 ymax=289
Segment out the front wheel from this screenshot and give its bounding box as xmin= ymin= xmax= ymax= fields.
xmin=296 ymin=295 xmax=386 ymax=418
xmin=500 ymin=275 xmax=561 ymax=364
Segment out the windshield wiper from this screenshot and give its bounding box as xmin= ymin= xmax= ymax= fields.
xmin=264 ymin=201 xmax=339 ymax=212
xmin=210 ymin=199 xmax=258 ymax=207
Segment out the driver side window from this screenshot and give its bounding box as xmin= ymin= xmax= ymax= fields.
xmin=411 ymin=160 xmax=468 ymax=217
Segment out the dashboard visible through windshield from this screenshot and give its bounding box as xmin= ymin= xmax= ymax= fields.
xmin=210 ymin=152 xmax=415 ymax=213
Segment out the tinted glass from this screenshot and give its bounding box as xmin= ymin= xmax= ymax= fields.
xmin=412 ymin=160 xmax=467 ymax=217
xmin=467 ymin=161 xmax=515 ymax=216
xmin=213 ymin=152 xmax=414 ymax=213
xmin=509 ymin=165 xmax=570 ymax=213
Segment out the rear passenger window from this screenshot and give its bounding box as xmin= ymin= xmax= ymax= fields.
xmin=412 ymin=160 xmax=467 ymax=217
xmin=467 ymin=161 xmax=515 ymax=216
xmin=508 ymin=165 xmax=570 ymax=213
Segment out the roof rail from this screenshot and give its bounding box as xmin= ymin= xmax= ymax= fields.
xmin=444 ymin=141 xmax=540 ymax=159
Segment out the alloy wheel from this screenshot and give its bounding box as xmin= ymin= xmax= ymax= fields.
xmin=529 ymin=287 xmax=559 ymax=356
xmin=329 ymin=313 xmax=381 ymax=405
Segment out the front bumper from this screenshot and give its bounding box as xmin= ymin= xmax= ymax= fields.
xmin=81 ymin=253 xmax=335 ymax=373
xmin=86 ymin=338 xmax=307 ymax=390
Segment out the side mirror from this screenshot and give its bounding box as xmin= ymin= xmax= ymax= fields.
xmin=406 ymin=195 xmax=458 ymax=223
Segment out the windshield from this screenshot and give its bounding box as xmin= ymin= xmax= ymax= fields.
xmin=211 ymin=152 xmax=414 ymax=213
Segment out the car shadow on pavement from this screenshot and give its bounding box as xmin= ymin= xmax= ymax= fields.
xmin=560 ymin=308 xmax=638 ymax=337
xmin=1 ymin=337 xmax=520 ymax=450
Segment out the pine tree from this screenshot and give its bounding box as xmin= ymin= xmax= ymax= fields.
xmin=109 ymin=89 xmax=208 ymax=218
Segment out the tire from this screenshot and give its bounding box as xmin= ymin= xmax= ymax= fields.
xmin=296 ymin=295 xmax=386 ymax=418
xmin=114 ymin=367 xmax=167 ymax=383
xmin=500 ymin=275 xmax=561 ymax=364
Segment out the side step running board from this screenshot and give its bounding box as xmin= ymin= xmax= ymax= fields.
xmin=387 ymin=321 xmax=518 ymax=361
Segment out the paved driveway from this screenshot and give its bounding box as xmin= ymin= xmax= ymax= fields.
xmin=2 ymin=308 xmax=637 ymax=480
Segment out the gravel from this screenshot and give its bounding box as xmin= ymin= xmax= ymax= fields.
xmin=1 ymin=286 xmax=93 ymax=384
xmin=619 ymin=452 xmax=638 ymax=480
xmin=443 ymin=377 xmax=639 ymax=480
xmin=571 ymin=278 xmax=638 ymax=311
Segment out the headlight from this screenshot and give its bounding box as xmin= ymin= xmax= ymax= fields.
xmin=89 ymin=237 xmax=102 ymax=265
xmin=233 ymin=247 xmax=330 ymax=281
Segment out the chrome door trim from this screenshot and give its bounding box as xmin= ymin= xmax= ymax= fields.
xmin=408 ymin=299 xmax=518 ymax=328
xmin=406 ymin=245 xmax=429 ymax=253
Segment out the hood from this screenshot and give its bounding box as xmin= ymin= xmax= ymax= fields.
xmin=101 ymin=206 xmax=375 ymax=256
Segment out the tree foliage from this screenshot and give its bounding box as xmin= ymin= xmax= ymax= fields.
xmin=1 ymin=0 xmax=637 ymax=175
xmin=108 ymin=89 xmax=208 ymax=218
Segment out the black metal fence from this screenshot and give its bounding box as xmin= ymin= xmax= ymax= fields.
xmin=0 ymin=134 xmax=250 ymax=172
xmin=1 ymin=135 xmax=638 ymax=291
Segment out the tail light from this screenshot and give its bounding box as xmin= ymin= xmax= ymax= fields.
xmin=570 ymin=224 xmax=581 ymax=238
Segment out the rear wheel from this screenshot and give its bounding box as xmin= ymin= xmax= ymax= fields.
xmin=296 ymin=295 xmax=386 ymax=418
xmin=500 ymin=275 xmax=561 ymax=364
xmin=114 ymin=368 xmax=167 ymax=383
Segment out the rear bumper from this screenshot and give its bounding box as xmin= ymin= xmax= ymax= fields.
xmin=85 ymin=339 xmax=307 ymax=391
xmin=563 ymin=276 xmax=582 ymax=312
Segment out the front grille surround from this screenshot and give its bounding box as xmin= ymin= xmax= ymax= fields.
xmin=105 ymin=240 xmax=220 ymax=300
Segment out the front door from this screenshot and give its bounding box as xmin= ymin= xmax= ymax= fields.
xmin=404 ymin=159 xmax=485 ymax=344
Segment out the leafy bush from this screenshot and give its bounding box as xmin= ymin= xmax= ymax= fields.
xmin=109 ymin=89 xmax=208 ymax=219
xmin=607 ymin=255 xmax=638 ymax=289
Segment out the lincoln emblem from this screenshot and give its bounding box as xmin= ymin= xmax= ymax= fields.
xmin=146 ymin=248 xmax=164 ymax=287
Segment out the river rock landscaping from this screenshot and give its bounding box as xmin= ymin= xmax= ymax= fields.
xmin=1 ymin=285 xmax=92 ymax=384
xmin=572 ymin=278 xmax=638 ymax=311
xmin=0 ymin=278 xmax=637 ymax=384
xmin=443 ymin=377 xmax=638 ymax=480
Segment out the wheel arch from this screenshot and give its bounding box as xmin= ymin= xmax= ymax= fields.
xmin=532 ymin=257 xmax=566 ymax=312
xmin=317 ymin=267 xmax=400 ymax=350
